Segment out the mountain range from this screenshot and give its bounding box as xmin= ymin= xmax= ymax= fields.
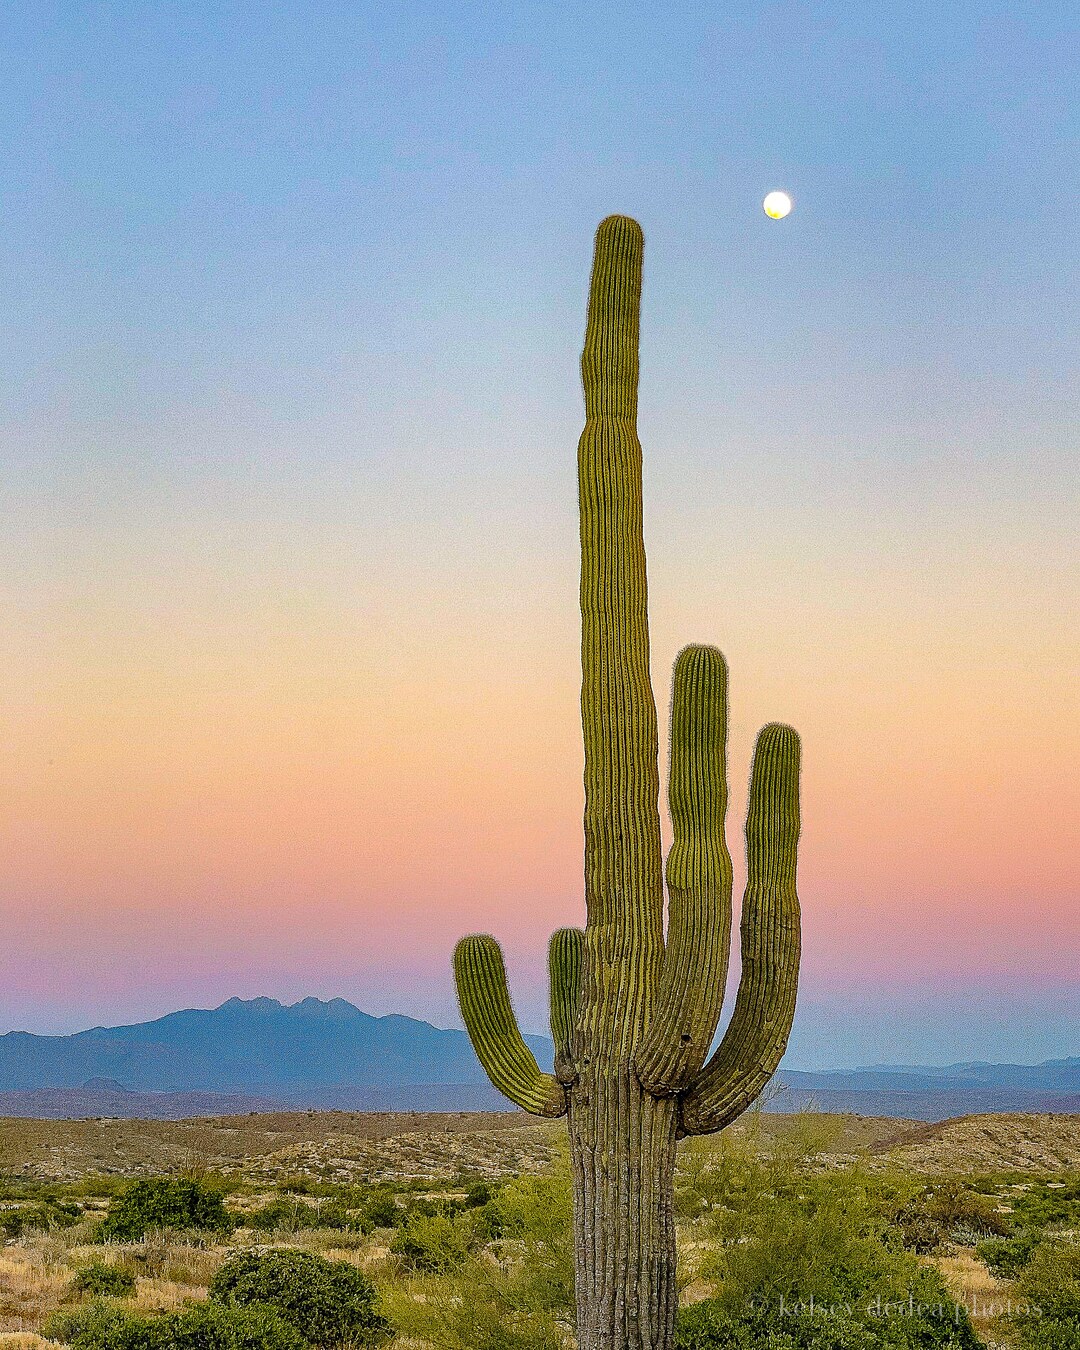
xmin=769 ymin=1061 xmax=1080 ymax=1119
xmin=0 ymin=997 xmax=1075 ymax=1121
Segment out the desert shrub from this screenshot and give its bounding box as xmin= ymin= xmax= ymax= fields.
xmin=976 ymin=1227 xmax=1043 ymax=1277
xmin=697 ymin=1164 xmax=911 ymax=1304
xmin=44 ymin=1298 xmax=307 ymax=1350
xmin=470 ymin=1199 xmax=505 ymax=1242
xmin=464 ymin=1181 xmax=493 ymax=1207
xmin=66 ymin=1174 xmax=129 ymax=1200
xmin=97 ymin=1177 xmax=237 ymax=1242
xmin=43 ymin=1300 xmax=141 ymax=1350
xmin=1007 ymin=1174 xmax=1080 ymax=1231
xmin=0 ymin=1176 xmax=77 ymax=1203
xmin=247 ymin=1198 xmax=317 ymax=1232
xmin=677 ymin=1296 xmax=982 ymax=1349
xmin=896 ymin=1179 xmax=1009 ymax=1254
xmin=401 ymin=1194 xmax=468 ymax=1222
xmin=278 ymin=1176 xmax=314 ymax=1195
xmin=209 ymin=1247 xmax=391 ymax=1347
xmin=389 ymin=1211 xmax=473 ymax=1272
xmin=314 ymin=1201 xmax=361 ymax=1231
xmin=1003 ymin=1236 xmax=1080 ymax=1350
xmin=386 ymin=1167 xmax=575 ymax=1350
xmin=362 ymin=1189 xmax=399 ymax=1229
xmin=72 ymin=1260 xmax=138 ymax=1296
xmin=674 ymin=1114 xmax=891 ymax=1227
xmin=0 ymin=1196 xmax=82 ymax=1236
xmin=247 ymin=1197 xmax=362 ymax=1233
xmin=679 ymin=1124 xmax=983 ymax=1349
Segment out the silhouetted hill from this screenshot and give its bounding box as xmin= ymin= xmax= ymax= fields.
xmin=770 ymin=1059 xmax=1080 ymax=1121
xmin=0 ymin=999 xmax=1073 ymax=1121
xmin=0 ymin=997 xmax=552 ymax=1097
xmin=0 ymin=1078 xmax=281 ymax=1119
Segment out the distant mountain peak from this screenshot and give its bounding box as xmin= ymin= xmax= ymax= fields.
xmin=212 ymin=996 xmax=368 ymax=1021
xmin=0 ymin=996 xmax=552 ymax=1099
xmin=292 ymin=997 xmax=366 ymax=1019
xmin=217 ymin=996 xmax=282 ymax=1013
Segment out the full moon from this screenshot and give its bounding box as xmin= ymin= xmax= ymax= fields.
xmin=763 ymin=190 xmax=793 ymax=219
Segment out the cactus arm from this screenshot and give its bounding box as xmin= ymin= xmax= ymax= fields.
xmin=678 ymin=723 xmax=801 ymax=1136
xmin=549 ymin=927 xmax=585 ymax=1084
xmin=578 ymin=215 xmax=665 ymax=1044
xmin=636 ymin=645 xmax=734 ymax=1095
xmin=453 ymin=935 xmax=567 ymax=1118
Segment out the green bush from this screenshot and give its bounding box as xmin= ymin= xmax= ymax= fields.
xmin=247 ymin=1198 xmax=316 ymax=1233
xmin=73 ymin=1261 xmax=138 ymax=1297
xmin=674 ymin=1124 xmax=984 ymax=1349
xmin=390 ymin=1211 xmax=473 ymax=1273
xmin=361 ymin=1189 xmax=399 ymax=1229
xmin=43 ymin=1300 xmax=144 ymax=1350
xmin=470 ymin=1199 xmax=505 ymax=1242
xmin=385 ymin=1168 xmax=575 ymax=1350
xmin=44 ymin=1298 xmax=307 ymax=1350
xmin=464 ymin=1181 xmax=493 ymax=1207
xmin=1006 ymin=1175 xmax=1080 ymax=1232
xmin=976 ymin=1227 xmax=1043 ymax=1277
xmin=97 ymin=1177 xmax=237 ymax=1242
xmin=896 ymin=1179 xmax=1010 ymax=1254
xmin=677 ymin=1297 xmax=982 ymax=1349
xmin=1004 ymin=1236 xmax=1080 ymax=1350
xmin=0 ymin=1196 xmax=82 ymax=1237
xmin=314 ymin=1201 xmax=362 ymax=1231
xmin=278 ymin=1176 xmax=315 ymax=1195
xmin=209 ymin=1247 xmax=391 ymax=1348
xmin=246 ymin=1197 xmax=363 ymax=1234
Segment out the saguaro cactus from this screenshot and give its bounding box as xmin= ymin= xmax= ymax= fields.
xmin=454 ymin=216 xmax=802 ymax=1350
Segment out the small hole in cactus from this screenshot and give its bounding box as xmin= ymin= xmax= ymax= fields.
xmin=680 ymin=1034 xmax=692 ymax=1044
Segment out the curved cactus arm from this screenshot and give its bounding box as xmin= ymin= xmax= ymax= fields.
xmin=678 ymin=723 xmax=801 ymax=1136
xmin=636 ymin=645 xmax=734 ymax=1095
xmin=453 ymin=935 xmax=567 ymax=1118
xmin=549 ymin=926 xmax=585 ymax=1084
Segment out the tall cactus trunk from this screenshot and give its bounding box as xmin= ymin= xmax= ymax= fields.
xmin=569 ymin=1082 xmax=678 ymax=1349
xmin=572 ymin=214 xmax=677 ymax=1350
xmin=452 ymin=215 xmax=803 ymax=1350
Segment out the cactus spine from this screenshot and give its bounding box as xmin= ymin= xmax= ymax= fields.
xmin=454 ymin=215 xmax=802 ymax=1350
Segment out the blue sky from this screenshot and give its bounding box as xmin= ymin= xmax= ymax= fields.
xmin=1 ymin=3 xmax=1077 ymax=1065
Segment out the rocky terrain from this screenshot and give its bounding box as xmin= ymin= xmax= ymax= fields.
xmin=1 ymin=1107 xmax=1076 ymax=1185
xmin=865 ymin=1109 xmax=1080 ymax=1174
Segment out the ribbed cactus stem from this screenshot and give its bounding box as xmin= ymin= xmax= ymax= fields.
xmin=581 ymin=214 xmax=640 ymax=421
xmin=452 ymin=935 xmax=565 ymax=1118
xmin=636 ymin=644 xmax=733 ymax=1093
xmin=549 ymin=927 xmax=585 ymax=1084
xmin=679 ymin=723 xmax=801 ymax=1136
xmin=578 ymin=215 xmax=664 ymax=1044
xmin=451 ymin=215 xmax=804 ymax=1350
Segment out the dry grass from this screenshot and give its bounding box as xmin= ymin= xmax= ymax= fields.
xmin=0 ymin=1249 xmax=71 ymax=1334
xmin=933 ymin=1249 xmax=1014 ymax=1343
xmin=0 ymin=1232 xmax=229 ymax=1337
xmin=127 ymin=1277 xmax=203 ymax=1315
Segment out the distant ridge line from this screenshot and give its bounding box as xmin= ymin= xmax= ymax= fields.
xmin=0 ymin=997 xmax=1074 ymax=1123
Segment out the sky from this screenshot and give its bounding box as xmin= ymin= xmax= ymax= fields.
xmin=1 ymin=2 xmax=1077 ymax=1067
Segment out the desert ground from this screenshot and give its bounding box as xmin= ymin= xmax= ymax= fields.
xmin=0 ymin=1109 xmax=1076 ymax=1349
